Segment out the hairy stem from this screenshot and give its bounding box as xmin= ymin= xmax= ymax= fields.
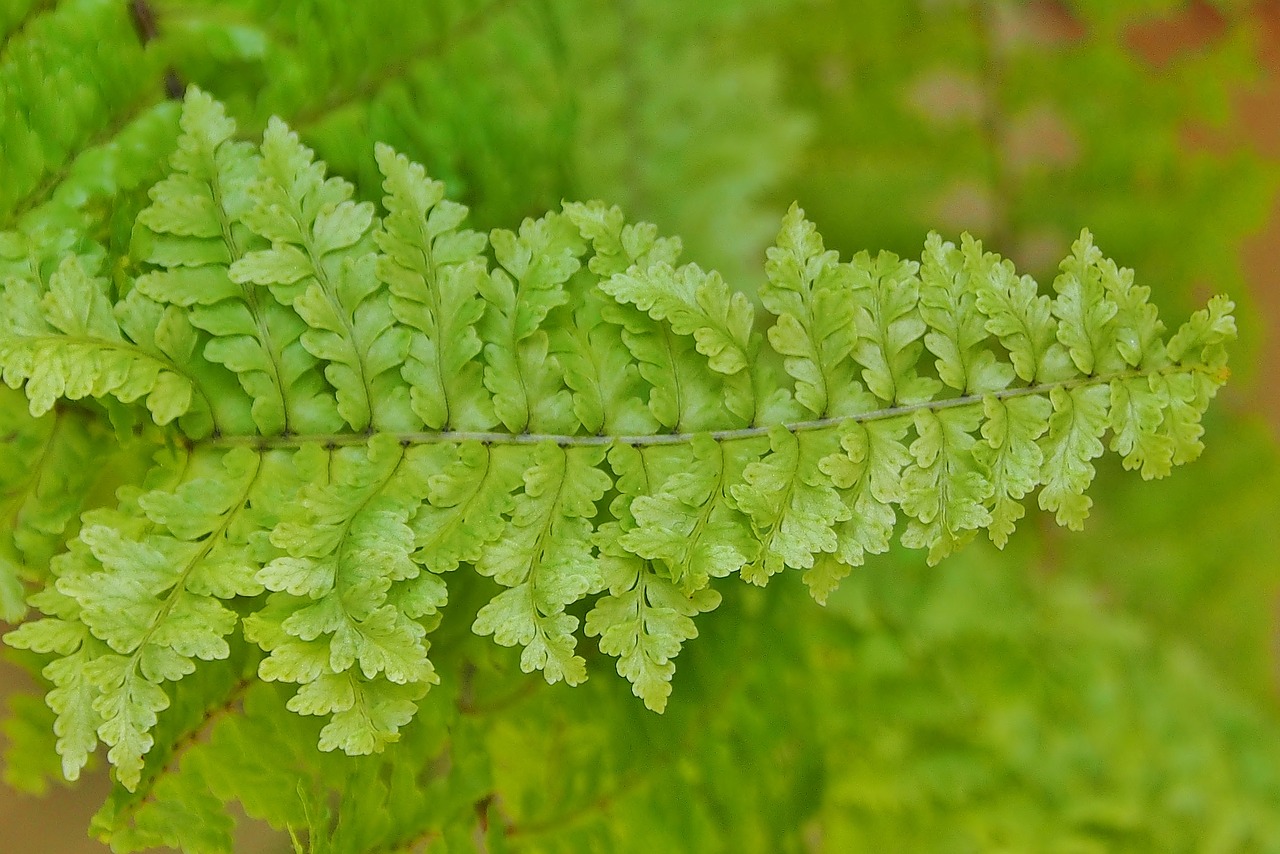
xmin=208 ymin=363 xmax=1217 ymax=451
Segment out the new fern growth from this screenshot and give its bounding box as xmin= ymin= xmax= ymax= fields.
xmin=1 ymin=90 xmax=1235 ymax=793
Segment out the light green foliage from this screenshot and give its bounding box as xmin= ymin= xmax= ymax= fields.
xmin=374 ymin=144 xmax=494 ymax=432
xmin=734 ymin=428 xmax=844 ymax=585
xmin=811 ymin=416 xmax=911 ymax=599
xmin=0 ymin=2 xmax=1275 ymax=851
xmin=848 ymin=246 xmax=944 ymax=406
xmin=473 ymin=444 xmax=611 ymax=685
xmin=620 ymin=434 xmax=761 ymax=595
xmin=0 ymin=392 xmax=105 ymax=622
xmin=971 ymin=246 xmax=1074 ymax=383
xmin=136 ymin=90 xmax=336 ymax=438
xmin=4 ymin=446 xmax=275 ymax=789
xmin=232 ymin=120 xmax=413 ymax=433
xmin=588 ymin=442 xmax=722 ymax=712
xmin=0 ymin=92 xmax=1240 ymax=805
xmin=246 ymin=436 xmax=442 ymax=755
xmin=408 ymin=442 xmax=526 ymax=575
xmin=602 ymin=262 xmax=755 ymax=377
xmin=479 ymin=213 xmax=583 ymax=434
xmin=899 ymin=405 xmax=991 ymax=562
xmin=975 ymin=394 xmax=1052 ymax=546
xmin=70 ymin=569 xmax=1280 ymax=853
xmin=0 ymin=0 xmax=157 ymax=220
xmin=920 ymin=233 xmax=1017 ymax=394
xmin=761 ymin=204 xmax=866 ymax=418
xmin=0 ymin=256 xmax=199 ymax=426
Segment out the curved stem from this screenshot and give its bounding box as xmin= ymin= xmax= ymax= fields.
xmin=208 ymin=363 xmax=1214 ymax=452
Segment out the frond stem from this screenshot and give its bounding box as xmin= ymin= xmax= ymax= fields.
xmin=208 ymin=363 xmax=1211 ymax=451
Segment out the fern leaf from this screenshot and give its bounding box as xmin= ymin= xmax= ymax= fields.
xmin=472 ymin=444 xmax=611 ymax=685
xmin=1097 ymin=253 xmax=1166 ymax=370
xmin=410 ymin=442 xmax=526 ymax=575
xmin=1108 ymin=377 xmax=1175 ymax=479
xmin=1051 ymin=230 xmax=1120 ymax=376
xmin=480 ymin=213 xmax=582 ymax=433
xmin=848 ymin=247 xmax=943 ymax=406
xmin=11 ymin=448 xmax=271 ymax=790
xmin=115 ymin=290 xmax=254 ymax=440
xmin=899 ymin=406 xmax=992 ymax=564
xmin=733 ymin=427 xmax=845 ymax=585
xmin=0 ymin=399 xmax=106 ymax=620
xmin=1167 ymin=294 xmax=1237 ymax=366
xmin=603 ymin=295 xmax=737 ymax=433
xmin=602 ymin=262 xmax=754 ymax=377
xmin=1037 ymin=385 xmax=1111 ymax=530
xmin=974 ymin=395 xmax=1052 ymax=547
xmin=86 ymin=649 xmax=254 ymax=841
xmin=551 ymin=292 xmax=659 ymax=436
xmin=761 ymin=204 xmax=866 ymax=418
xmin=0 ymin=99 xmax=1241 ymax=786
xmin=136 ymin=89 xmax=337 ymax=437
xmin=5 ymin=573 xmax=103 ymax=784
xmin=374 ymin=143 xmax=494 ymax=431
xmin=232 ymin=120 xmax=412 ymax=432
xmin=568 ymin=200 xmax=743 ymax=430
xmin=920 ymin=234 xmax=1016 ymax=395
xmin=620 ymin=434 xmax=761 ymax=594
xmin=587 ymin=443 xmax=720 ymax=712
xmin=248 ymin=436 xmax=440 ymax=753
xmin=810 ymin=417 xmax=912 ymax=602
xmin=563 ymin=201 xmax=683 ymax=278
xmin=606 ymin=262 xmax=758 ymax=426
xmin=968 ymin=243 xmax=1073 ymax=384
xmin=45 ymin=645 xmax=105 ymax=783
xmin=0 ymin=257 xmax=199 ymax=426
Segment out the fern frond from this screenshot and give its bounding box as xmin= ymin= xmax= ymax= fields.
xmin=587 ymin=442 xmax=721 ymax=712
xmin=0 ymin=394 xmax=106 ymax=621
xmin=4 ymin=445 xmax=279 ymax=789
xmin=920 ymin=233 xmax=1016 ymax=395
xmin=0 ymin=0 xmax=158 ymax=223
xmin=88 ymin=657 xmax=252 ymax=852
xmin=569 ymin=200 xmax=748 ymax=433
xmin=761 ymin=203 xmax=865 ymax=418
xmin=472 ymin=444 xmax=611 ymax=686
xmin=135 ymin=89 xmax=334 ymax=437
xmin=233 ymin=118 xmax=413 ymax=433
xmin=734 ymin=427 xmax=844 ymax=585
xmin=810 ymin=416 xmax=911 ymax=599
xmin=247 ymin=435 xmax=441 ymax=754
xmin=2 ymin=95 xmax=1238 ymax=789
xmin=374 ymin=143 xmax=493 ymax=432
xmin=408 ymin=442 xmax=525 ymax=575
xmin=619 ymin=433 xmax=760 ymax=596
xmin=479 ymin=213 xmax=582 ymax=434
xmin=0 ymin=256 xmax=205 ymax=428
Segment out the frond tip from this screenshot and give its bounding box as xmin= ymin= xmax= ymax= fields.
xmin=0 ymin=93 xmax=1236 ymax=785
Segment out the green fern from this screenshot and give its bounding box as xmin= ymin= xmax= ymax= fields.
xmin=1 ymin=89 xmax=1237 ymax=797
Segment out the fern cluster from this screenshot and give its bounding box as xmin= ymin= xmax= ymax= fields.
xmin=0 ymin=89 xmax=1236 ymax=797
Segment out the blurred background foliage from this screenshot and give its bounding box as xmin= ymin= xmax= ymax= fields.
xmin=2 ymin=0 xmax=1279 ymax=850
